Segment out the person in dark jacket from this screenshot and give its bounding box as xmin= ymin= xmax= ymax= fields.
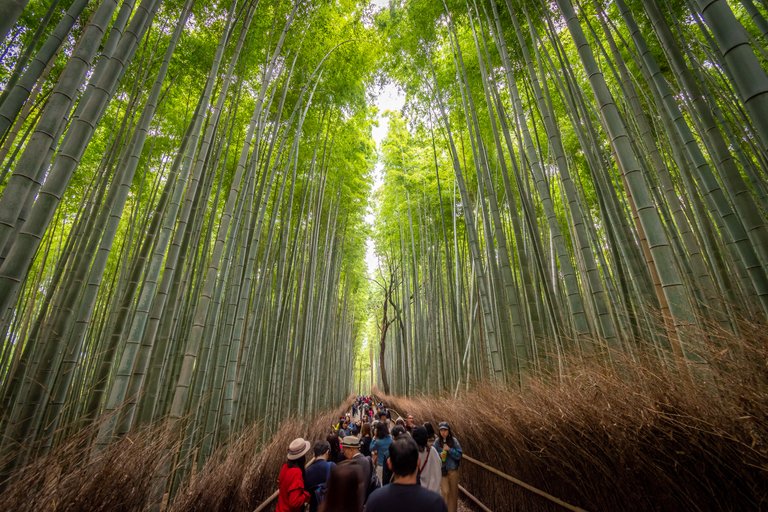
xmin=304 ymin=441 xmax=335 ymax=512
xmin=365 ymin=436 xmax=447 ymax=512
xmin=318 ymin=462 xmax=364 ymax=512
xmin=338 ymin=435 xmax=379 ymax=504
xmin=360 ymin=422 xmax=373 ymax=457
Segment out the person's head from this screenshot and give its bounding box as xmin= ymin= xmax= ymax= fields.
xmin=379 ymin=411 xmax=387 ymax=420
xmin=319 ymin=464 xmax=364 ymax=512
xmin=386 ymin=436 xmax=420 ymax=477
xmin=423 ymin=422 xmax=435 ymax=439
xmin=313 ymin=440 xmax=330 ymax=459
xmin=361 ymin=422 xmax=371 ymax=437
xmin=327 ymin=433 xmax=340 ymax=457
xmin=395 ymin=417 xmax=405 ymax=427
xmin=340 ymin=435 xmax=360 ymax=459
xmin=391 ymin=425 xmax=407 ymax=439
xmin=406 ymin=414 xmax=415 ymax=426
xmin=412 ymin=426 xmax=428 ymax=450
xmin=287 ymin=437 xmax=311 ymax=472
xmin=375 ymin=421 xmax=389 ymax=439
xmin=438 ymin=421 xmax=451 ymax=440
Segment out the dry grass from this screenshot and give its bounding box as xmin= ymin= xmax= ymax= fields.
xmin=0 ymin=420 xmax=177 ymax=512
xmin=380 ymin=320 xmax=768 ymax=511
xmin=170 ymin=398 xmax=353 ymax=511
xmin=2 ymin=319 xmax=766 ymax=512
xmin=0 ymin=399 xmax=352 ymax=512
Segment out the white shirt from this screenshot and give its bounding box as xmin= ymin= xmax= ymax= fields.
xmin=417 ymin=446 xmax=442 ymax=492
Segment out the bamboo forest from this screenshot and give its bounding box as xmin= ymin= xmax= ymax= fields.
xmin=0 ymin=0 xmax=766 ymax=510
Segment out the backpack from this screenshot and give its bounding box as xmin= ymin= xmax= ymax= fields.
xmin=366 ymin=456 xmax=381 ymax=497
xmin=310 ymin=462 xmax=331 ymax=506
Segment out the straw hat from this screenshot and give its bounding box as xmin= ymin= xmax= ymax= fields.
xmin=341 ymin=435 xmax=360 ymax=448
xmin=287 ymin=437 xmax=311 ymax=460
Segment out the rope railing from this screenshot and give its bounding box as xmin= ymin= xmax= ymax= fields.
xmin=458 ymin=485 xmax=493 ymax=512
xmin=252 ymin=490 xmax=278 ymax=512
xmin=461 ymin=455 xmax=588 ymax=512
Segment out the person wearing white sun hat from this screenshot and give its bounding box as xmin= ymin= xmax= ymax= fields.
xmin=276 ymin=437 xmax=312 ymax=512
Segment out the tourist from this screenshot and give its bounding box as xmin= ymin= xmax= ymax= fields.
xmin=365 ymin=436 xmax=447 ymax=512
xmin=384 ymin=424 xmax=408 ymax=484
xmin=370 ymin=421 xmax=393 ymax=483
xmin=338 ymin=435 xmax=380 ymax=504
xmin=326 ymin=432 xmax=344 ymax=463
xmin=423 ymin=422 xmax=436 ymax=444
xmin=375 ymin=410 xmax=389 ymax=430
xmin=304 ymin=441 xmax=335 ymax=512
xmin=276 ymin=437 xmax=311 ymax=512
xmin=405 ymin=413 xmax=416 ymax=433
xmin=413 ymin=426 xmax=441 ymax=493
xmin=360 ymin=422 xmax=373 ymax=457
xmin=434 ymin=422 xmax=462 ymax=512
xmin=318 ymin=463 xmax=364 ymax=512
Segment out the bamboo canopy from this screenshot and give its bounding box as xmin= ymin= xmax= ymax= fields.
xmin=0 ymin=0 xmax=766 ymax=501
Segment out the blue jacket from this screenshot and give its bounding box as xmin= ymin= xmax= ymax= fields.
xmin=433 ymin=436 xmax=462 ymax=472
xmin=370 ymin=435 xmax=393 ymax=466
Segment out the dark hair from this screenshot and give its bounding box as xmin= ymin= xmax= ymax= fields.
xmin=286 ymin=455 xmax=306 ymax=481
xmin=376 ymin=421 xmax=390 ymax=440
xmin=391 ymin=425 xmax=407 ymax=439
xmin=423 ymin=422 xmax=435 ymax=439
xmin=319 ymin=464 xmax=364 ymax=512
xmin=439 ymin=422 xmax=453 ymax=440
xmin=412 ymin=426 xmax=428 ymax=449
xmin=388 ymin=436 xmax=419 ymax=476
xmin=313 ymin=440 xmax=330 ymax=457
xmin=327 ymin=433 xmax=341 ymax=463
xmin=361 ymin=423 xmax=371 ymax=437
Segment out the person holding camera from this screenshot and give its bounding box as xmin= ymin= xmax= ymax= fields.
xmin=433 ymin=421 xmax=462 ymax=512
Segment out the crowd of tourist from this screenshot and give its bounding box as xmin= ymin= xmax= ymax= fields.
xmin=275 ymin=395 xmax=462 ymax=512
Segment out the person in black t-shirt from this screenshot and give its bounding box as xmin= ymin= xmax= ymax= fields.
xmin=365 ymin=436 xmax=447 ymax=512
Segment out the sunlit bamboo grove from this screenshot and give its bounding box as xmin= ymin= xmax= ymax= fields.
xmin=370 ymin=0 xmax=768 ymax=395
xmin=0 ymin=0 xmax=766 ymax=502
xmin=0 ymin=0 xmax=379 ymax=488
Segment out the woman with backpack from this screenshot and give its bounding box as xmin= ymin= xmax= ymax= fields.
xmin=276 ymin=438 xmax=311 ymax=512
